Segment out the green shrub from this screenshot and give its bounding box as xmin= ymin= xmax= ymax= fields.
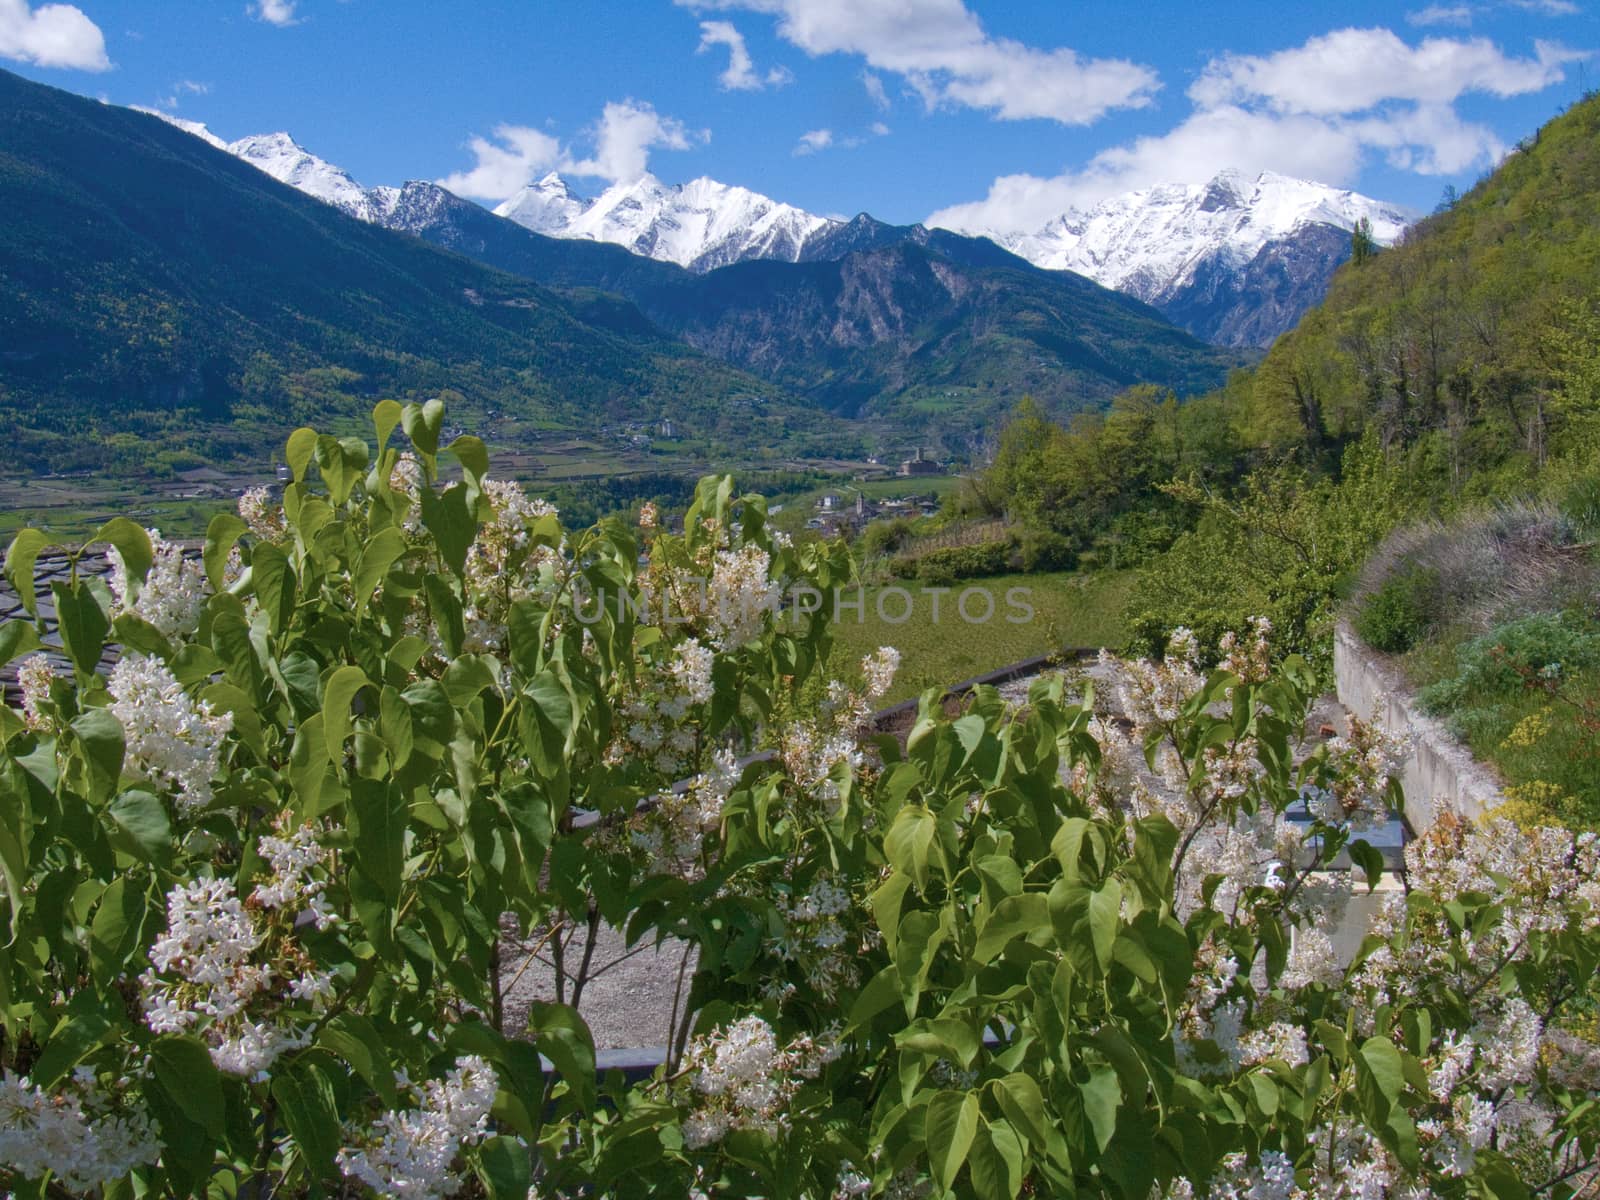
xmin=1354 ymin=567 xmax=1437 ymax=653
xmin=897 ymin=539 xmax=1013 ymax=585
xmin=1018 ymin=529 xmax=1076 ymax=573
xmin=1420 ymin=610 xmax=1600 ymax=711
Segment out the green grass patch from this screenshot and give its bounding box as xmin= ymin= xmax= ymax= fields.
xmin=824 ymin=570 xmax=1131 ymax=704
xmin=1407 ymin=610 xmax=1600 ymax=828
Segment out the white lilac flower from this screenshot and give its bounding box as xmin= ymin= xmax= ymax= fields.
xmin=679 ymin=1016 xmax=837 ymax=1148
xmin=108 ymin=530 xmax=208 ymax=639
xmin=0 ymin=1070 xmax=161 ymax=1190
xmin=107 ymin=654 xmax=233 ymax=813
xmin=254 ymin=822 xmax=334 ymax=924
xmin=860 ymin=646 xmax=900 ymax=701
xmin=15 ymin=653 xmax=55 ymax=731
xmin=336 ymin=1056 xmax=498 ymax=1200
xmin=671 ymin=638 xmax=715 ymax=706
xmin=238 ymin=486 xmax=286 ymax=540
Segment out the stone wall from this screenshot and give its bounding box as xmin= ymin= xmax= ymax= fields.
xmin=1333 ymin=620 xmax=1504 ymax=830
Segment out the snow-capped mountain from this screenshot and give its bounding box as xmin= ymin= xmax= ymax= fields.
xmin=946 ymin=170 xmax=1412 ymax=345
xmin=979 ymin=170 xmax=1409 ymax=301
xmin=226 ymin=131 xmax=396 ymax=225
xmin=149 ymin=108 xmax=1407 ymax=347
xmin=495 ymin=172 xmax=840 ymax=272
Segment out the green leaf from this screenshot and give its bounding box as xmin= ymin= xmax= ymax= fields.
xmin=448 ymin=434 xmax=490 ymax=486
xmin=1087 ymin=878 xmax=1122 ymax=970
xmin=202 ymin=513 xmax=248 ymax=591
xmin=353 ymin=526 xmax=406 ymax=616
xmin=323 ymin=665 xmax=373 ymax=765
xmin=30 ymin=991 xmax=114 ymax=1085
xmin=1357 ymin=1034 xmax=1408 ymax=1127
xmin=3 ymin=528 xmax=51 ymax=617
xmin=896 ymin=1018 xmax=980 ymax=1069
xmin=422 ymin=483 xmax=477 ymax=578
xmin=150 ymin=1035 xmax=225 ymax=1136
xmin=991 ymin=1074 xmax=1049 ymax=1152
xmin=1080 ymin=1066 xmax=1121 ymax=1153
xmin=974 ymin=893 xmax=1048 ymax=964
xmin=402 ymin=398 xmax=445 ymax=458
xmin=0 ymin=620 xmax=41 ymax=667
xmin=1347 ymin=839 xmax=1384 ymax=891
xmin=70 ymin=707 xmax=125 ymax=801
xmin=272 ymin=1064 xmax=341 ymax=1179
xmin=315 ymin=435 xmax=369 ymax=506
xmin=350 ymin=779 xmax=407 ymax=902
xmin=286 ymin=427 xmax=318 ymax=483
xmin=89 ymin=876 xmax=148 ymax=977
xmin=52 ymin=580 xmax=109 ymax=676
xmin=968 ymin=1119 xmax=1025 ymax=1200
xmin=924 ymin=1090 xmax=979 ymax=1192
xmin=107 ymin=790 xmax=173 ymax=862
xmin=372 ymin=399 xmax=404 ymax=450
xmin=885 ymin=805 xmax=937 ymax=892
xmin=250 ymin=542 xmax=296 ymax=634
xmin=319 ymin=1013 xmax=397 ymax=1107
xmin=93 ymin=518 xmax=152 ymax=591
xmin=477 ymin=1135 xmax=533 ymax=1200
xmin=527 ymin=1001 xmax=597 ymax=1113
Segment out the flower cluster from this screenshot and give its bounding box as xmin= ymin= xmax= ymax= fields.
xmin=1107 ymin=627 xmax=1204 ymax=729
xmin=106 ymin=653 xmax=234 ymax=812
xmin=108 ymin=529 xmax=208 ymax=639
xmin=238 ymin=485 xmax=286 ymax=541
xmin=1219 ymin=616 xmax=1274 ymax=684
xmin=142 ymin=825 xmax=335 ymax=1078
xmin=1307 ymin=707 xmax=1410 ymax=831
xmin=609 ymin=638 xmax=718 ymax=779
xmin=768 ymin=877 xmax=862 ymax=997
xmin=0 ymin=1067 xmax=161 ymax=1191
xmin=462 ymin=478 xmax=560 ymax=654
xmin=16 ymin=651 xmax=55 ymax=730
xmin=336 ymin=1055 xmax=498 ymax=1200
xmin=679 ymin=1016 xmax=837 ymax=1149
xmin=775 ymin=648 xmax=898 ymax=813
xmin=628 ymin=746 xmax=742 ymax=879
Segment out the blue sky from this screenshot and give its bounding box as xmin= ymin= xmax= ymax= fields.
xmin=1 ymin=0 xmax=1594 ymax=228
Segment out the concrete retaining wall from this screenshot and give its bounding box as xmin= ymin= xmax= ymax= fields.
xmin=1333 ymin=620 xmax=1504 ymax=829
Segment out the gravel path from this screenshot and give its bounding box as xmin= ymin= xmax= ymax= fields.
xmin=499 ymin=917 xmax=696 ymax=1052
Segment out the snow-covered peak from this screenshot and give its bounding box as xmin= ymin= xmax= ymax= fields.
xmin=962 ymin=170 xmax=1412 ymax=303
xmin=141 ymin=110 xmax=228 ymax=151
xmin=497 ymin=170 xmax=842 ymax=272
xmin=494 ymin=172 xmax=590 ymax=235
xmin=225 ymin=132 xmax=382 ymax=223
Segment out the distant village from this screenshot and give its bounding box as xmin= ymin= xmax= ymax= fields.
xmin=803 ymin=447 xmax=946 ymax=535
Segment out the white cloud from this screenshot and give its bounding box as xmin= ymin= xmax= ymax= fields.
xmin=437 ymin=124 xmax=567 ymax=201
xmin=870 ymin=120 xmax=890 ymax=136
xmin=1408 ymin=0 xmax=1580 ymax=22
xmin=930 ymin=26 xmax=1585 ymax=236
xmin=696 ymin=19 xmax=790 ymax=90
xmin=566 ymin=100 xmax=701 ymax=181
xmin=439 ymin=100 xmax=702 ymax=200
xmin=253 ymin=0 xmax=297 ymax=26
xmin=677 ymin=0 xmax=1159 ymax=126
xmin=1190 ymin=27 xmax=1581 ymax=114
xmin=1510 ymin=0 xmax=1579 ymax=14
xmin=1407 ymin=5 xmax=1475 ymax=26
xmin=157 ymin=78 xmax=212 ymax=110
xmin=861 ymin=69 xmax=890 ymax=110
xmin=793 ymin=127 xmax=832 ymax=155
xmin=0 ymin=0 xmax=109 ymax=70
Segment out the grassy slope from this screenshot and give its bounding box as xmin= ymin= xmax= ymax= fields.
xmin=825 ymin=571 xmax=1132 ymax=704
